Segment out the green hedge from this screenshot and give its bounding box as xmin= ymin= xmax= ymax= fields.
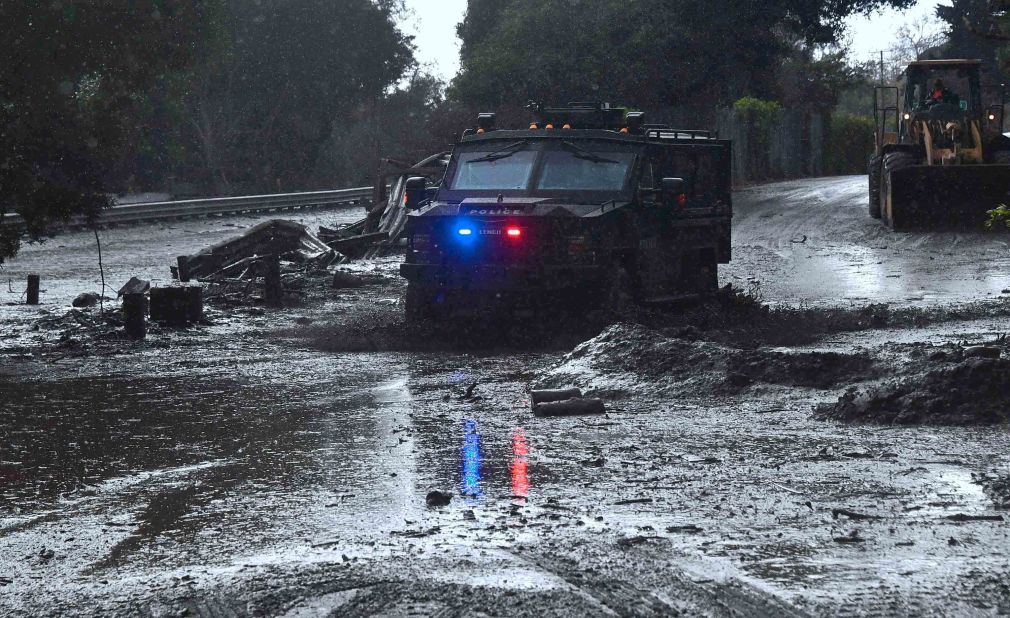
xmin=826 ymin=113 xmax=874 ymax=176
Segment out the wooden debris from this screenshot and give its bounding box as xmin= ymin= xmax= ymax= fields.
xmin=533 ymin=397 xmax=606 ymax=417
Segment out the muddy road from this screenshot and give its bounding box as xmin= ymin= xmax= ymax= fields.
xmin=726 ymin=176 xmax=1010 ymax=305
xmin=3 ymin=177 xmax=1010 ymax=617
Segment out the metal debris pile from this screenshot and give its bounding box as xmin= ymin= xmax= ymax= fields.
xmin=175 ymin=219 xmax=344 ymax=306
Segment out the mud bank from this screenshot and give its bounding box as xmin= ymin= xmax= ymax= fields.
xmin=536 ymin=322 xmax=876 ymax=397
xmin=816 ymin=355 xmax=1010 ymax=425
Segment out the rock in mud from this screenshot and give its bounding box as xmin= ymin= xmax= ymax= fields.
xmin=425 ymin=490 xmax=452 ymax=507
xmin=332 ymin=271 xmax=364 ymax=289
xmin=815 ymin=358 xmax=1010 ymax=425
xmin=72 ymin=292 xmax=101 ymax=308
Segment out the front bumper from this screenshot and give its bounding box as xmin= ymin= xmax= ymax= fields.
xmin=399 ymin=262 xmax=603 ymax=291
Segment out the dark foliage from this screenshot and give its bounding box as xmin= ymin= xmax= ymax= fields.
xmin=449 ymin=0 xmax=915 ymax=110
xmin=0 ymin=1 xmax=216 ymax=264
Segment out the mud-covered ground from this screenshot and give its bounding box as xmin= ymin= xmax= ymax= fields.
xmin=4 ymin=177 xmax=1010 ymax=617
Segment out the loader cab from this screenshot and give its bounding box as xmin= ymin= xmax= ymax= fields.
xmin=881 ymin=60 xmax=991 ymax=166
xmin=902 ymin=60 xmax=982 ymax=131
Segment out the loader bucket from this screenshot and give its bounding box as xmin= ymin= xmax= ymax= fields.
xmin=885 ymin=164 xmax=1010 ymax=230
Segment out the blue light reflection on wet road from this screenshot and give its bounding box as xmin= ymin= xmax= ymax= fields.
xmin=461 ymin=419 xmax=483 ymax=498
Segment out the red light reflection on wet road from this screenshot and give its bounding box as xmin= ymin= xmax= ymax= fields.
xmin=511 ymin=428 xmax=529 ymax=498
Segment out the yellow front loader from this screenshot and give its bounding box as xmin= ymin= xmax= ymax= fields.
xmin=868 ymin=59 xmax=1010 ymax=230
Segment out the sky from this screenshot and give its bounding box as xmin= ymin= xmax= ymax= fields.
xmin=844 ymin=0 xmax=953 ymax=64
xmin=401 ymin=0 xmax=468 ymax=81
xmin=403 ymin=0 xmax=954 ymax=83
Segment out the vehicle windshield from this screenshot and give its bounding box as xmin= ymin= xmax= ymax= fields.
xmin=538 ymin=150 xmax=636 ymax=191
xmin=450 ymin=149 xmax=537 ymax=190
xmin=447 ymin=141 xmax=638 ymax=194
xmin=909 ymin=68 xmax=975 ymax=111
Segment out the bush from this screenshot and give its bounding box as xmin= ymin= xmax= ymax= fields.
xmin=825 ymin=113 xmax=874 ymax=175
xmin=732 ymin=96 xmax=781 ymax=120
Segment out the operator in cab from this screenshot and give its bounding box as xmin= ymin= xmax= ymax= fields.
xmin=924 ymin=78 xmax=959 ymax=107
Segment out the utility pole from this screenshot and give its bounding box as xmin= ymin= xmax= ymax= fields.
xmin=877 ymin=50 xmax=885 ymax=84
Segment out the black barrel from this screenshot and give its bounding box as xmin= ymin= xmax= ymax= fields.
xmin=26 ymin=275 xmax=40 ymax=305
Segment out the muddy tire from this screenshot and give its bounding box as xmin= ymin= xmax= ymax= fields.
xmin=881 ymin=151 xmax=919 ymax=226
xmin=602 ymin=266 xmax=633 ymax=314
xmin=681 ymin=249 xmax=718 ymax=295
xmin=697 ymin=251 xmax=719 ymax=293
xmin=868 ymin=154 xmax=882 ymax=218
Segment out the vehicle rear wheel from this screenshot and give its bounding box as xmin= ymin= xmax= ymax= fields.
xmin=868 ymin=154 xmax=882 ymax=218
xmin=880 ymin=151 xmax=919 ymax=226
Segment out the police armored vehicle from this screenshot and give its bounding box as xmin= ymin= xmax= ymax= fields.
xmin=399 ymin=103 xmax=732 ymax=320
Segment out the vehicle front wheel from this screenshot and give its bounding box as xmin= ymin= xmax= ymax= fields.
xmin=602 ymin=266 xmax=633 ymax=315
xmin=404 ymin=284 xmax=435 ymax=322
xmin=880 ymin=151 xmax=919 ymax=227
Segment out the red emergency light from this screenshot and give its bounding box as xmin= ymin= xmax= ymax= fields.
xmin=506 ymin=226 xmax=522 ymax=238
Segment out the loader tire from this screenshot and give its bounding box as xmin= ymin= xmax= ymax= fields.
xmin=868 ymin=154 xmax=883 ymax=218
xmin=881 ymin=152 xmax=919 ymax=227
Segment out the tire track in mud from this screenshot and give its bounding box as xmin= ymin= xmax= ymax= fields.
xmin=509 ymin=542 xmax=810 ymax=617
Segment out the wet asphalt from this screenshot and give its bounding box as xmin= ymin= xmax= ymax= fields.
xmin=3 ymin=177 xmax=1010 ymax=616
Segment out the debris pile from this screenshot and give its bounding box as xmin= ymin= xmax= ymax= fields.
xmin=19 ymin=308 xmax=126 ymax=359
xmin=815 ymin=357 xmax=1010 ymax=425
xmin=318 ymin=152 xmax=450 ymax=258
xmin=175 ymin=219 xmax=343 ymax=306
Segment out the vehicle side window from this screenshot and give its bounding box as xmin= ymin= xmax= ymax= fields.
xmin=638 ymin=158 xmax=655 ymax=189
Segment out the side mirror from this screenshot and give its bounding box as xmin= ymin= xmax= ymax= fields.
xmin=404 ymin=176 xmax=427 ymax=209
xmin=661 ymin=177 xmax=686 ymax=207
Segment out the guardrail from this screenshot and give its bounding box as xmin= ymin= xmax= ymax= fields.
xmin=0 ymin=186 xmax=373 ymax=228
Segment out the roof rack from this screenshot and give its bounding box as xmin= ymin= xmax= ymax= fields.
xmin=529 ymin=101 xmax=627 ymax=130
xmin=646 ymin=128 xmax=714 ymax=140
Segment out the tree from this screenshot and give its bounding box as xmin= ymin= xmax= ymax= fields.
xmin=449 ymin=0 xmax=916 ymax=112
xmin=934 ymin=0 xmax=1003 ymax=100
xmin=882 ymin=14 xmax=948 ymax=80
xmin=179 ymin=0 xmax=415 ymax=195
xmin=0 ymin=2 xmax=217 ymax=264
